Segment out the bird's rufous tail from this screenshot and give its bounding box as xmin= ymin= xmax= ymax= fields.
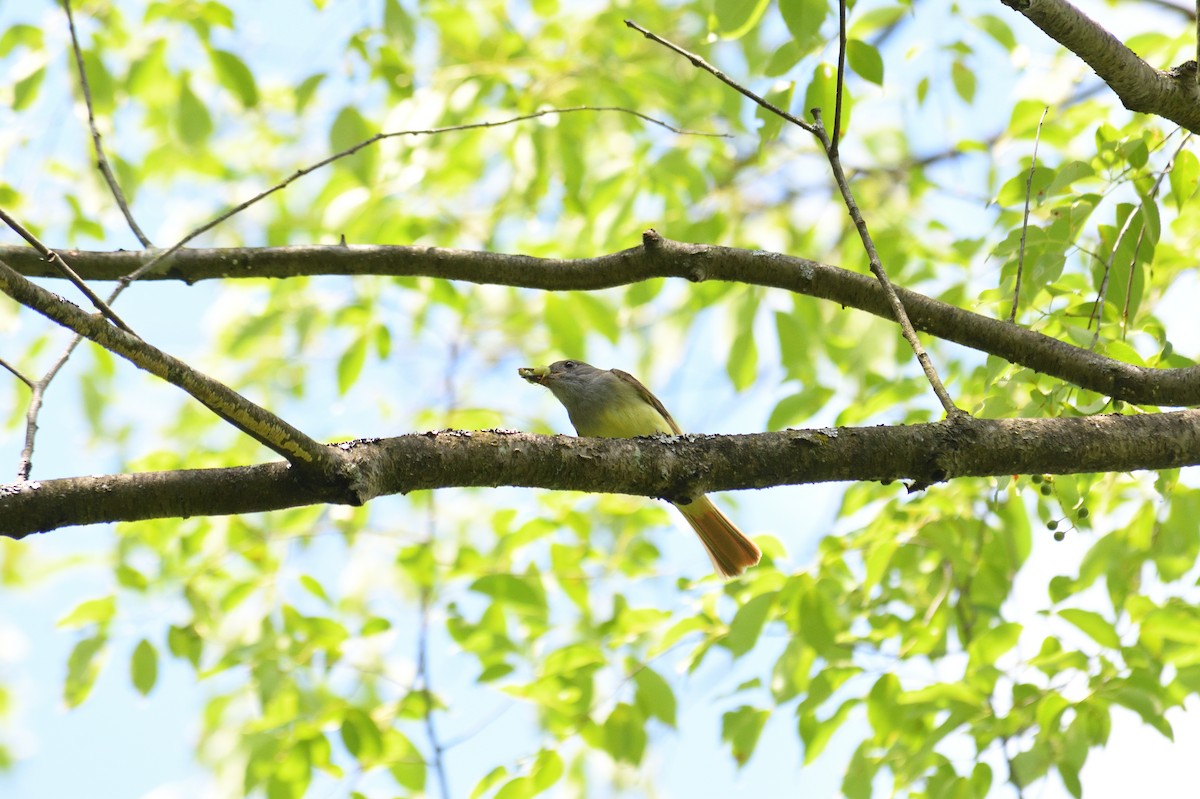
xmin=675 ymin=495 xmax=761 ymax=578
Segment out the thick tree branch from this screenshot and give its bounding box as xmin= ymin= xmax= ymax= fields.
xmin=5 ymin=237 xmax=1198 ymax=406
xmin=1001 ymin=0 xmax=1200 ymax=132
xmin=4 ymin=410 xmax=1200 ymax=536
xmin=0 ymin=258 xmax=352 ymax=478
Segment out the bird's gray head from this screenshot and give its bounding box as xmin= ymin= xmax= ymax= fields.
xmin=517 ymin=359 xmax=607 ymax=403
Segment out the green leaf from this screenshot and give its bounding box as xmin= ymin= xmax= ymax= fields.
xmin=1170 ymin=149 xmax=1199 ymax=211
xmin=779 ymin=0 xmax=829 ymax=55
xmin=842 ymin=744 xmax=875 ymax=799
xmin=766 ymin=390 xmax=830 ymax=430
xmin=295 ymin=73 xmax=326 ymax=114
xmin=167 ymin=624 xmax=203 ymax=668
xmin=299 ymin=574 xmax=331 ymax=603
xmin=530 ymin=748 xmax=563 ymax=793
xmin=756 ymin=81 xmax=795 ymax=146
xmin=765 ymin=41 xmax=803 ymax=77
xmin=634 ymin=666 xmax=677 ymax=727
xmin=603 ymin=703 xmax=646 ymax=764
xmin=329 ymin=106 xmax=378 ymax=186
xmin=973 ymin=14 xmax=1017 ymax=51
xmin=58 ymin=595 xmax=116 ymax=629
xmin=471 ymin=766 xmax=508 ymax=799
xmin=727 ymin=330 xmax=758 ymax=390
xmin=967 ymin=622 xmax=1022 ymax=667
xmin=386 ymin=729 xmax=425 ymax=790
xmin=494 ymin=777 xmax=533 ymax=799
xmin=803 ymin=62 xmax=846 ymax=133
xmin=13 ymin=66 xmax=45 ymax=111
xmin=131 ymin=638 xmax=158 ymax=695
xmin=384 ymin=0 xmax=416 ymax=47
xmin=177 ymin=75 xmax=213 ymax=147
xmin=846 ymin=40 xmax=883 ymax=85
xmin=721 ymin=705 xmax=769 ymax=766
xmin=209 ymin=48 xmax=259 ymax=107
xmin=727 ymin=289 xmax=761 ymax=391
xmin=799 ymin=697 xmax=857 ymax=763
xmin=81 ymin=50 xmax=115 ymax=114
xmin=341 ymin=708 xmax=384 ymax=762
xmin=65 ymin=635 xmax=106 ymax=707
xmin=722 ymin=591 xmax=776 ymax=657
xmin=337 ymin=334 xmax=368 ymax=395
xmin=0 ymin=24 xmax=43 ymax=57
xmin=951 ymin=60 xmax=976 ymax=103
xmin=997 ymin=165 xmax=1055 ymax=207
xmin=713 ymin=0 xmax=771 ymax=39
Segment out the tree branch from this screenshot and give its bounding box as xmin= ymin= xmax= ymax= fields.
xmin=1000 ymin=0 xmax=1200 ymax=132
xmin=0 ymin=257 xmax=351 ymax=477
xmin=5 ymin=235 xmax=1196 ymax=405
xmin=626 ymin=20 xmax=962 ymax=416
xmin=62 ymin=0 xmax=153 ymax=247
xmin=5 ymin=410 xmax=1200 ymax=536
xmin=0 ymin=208 xmax=136 ymax=334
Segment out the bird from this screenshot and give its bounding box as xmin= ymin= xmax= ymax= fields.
xmin=519 ymin=359 xmax=761 ymax=577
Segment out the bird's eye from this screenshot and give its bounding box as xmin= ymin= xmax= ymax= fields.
xmin=563 ymin=361 xmax=576 ymax=369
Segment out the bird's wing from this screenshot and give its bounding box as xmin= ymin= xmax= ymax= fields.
xmin=610 ymin=368 xmax=683 ymax=435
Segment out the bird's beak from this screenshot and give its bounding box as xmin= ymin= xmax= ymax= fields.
xmin=518 ymin=365 xmax=550 ymax=383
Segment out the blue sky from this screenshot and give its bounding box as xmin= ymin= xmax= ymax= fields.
xmin=3 ymin=0 xmax=1200 ymax=798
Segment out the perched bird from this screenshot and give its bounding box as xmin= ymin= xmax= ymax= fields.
xmin=519 ymin=359 xmax=761 ymax=577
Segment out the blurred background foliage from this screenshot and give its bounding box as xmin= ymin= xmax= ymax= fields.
xmin=3 ymin=0 xmax=1200 ymax=797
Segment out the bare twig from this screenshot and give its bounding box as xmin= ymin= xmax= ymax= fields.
xmin=123 ymin=106 xmax=729 ymax=284
xmin=1086 ymin=133 xmax=1187 ymax=345
xmin=625 ymin=21 xmax=961 ymax=415
xmin=62 ymin=0 xmax=152 ymax=247
xmin=0 ymin=257 xmax=345 ymax=473
xmin=0 ymin=208 xmax=136 ymax=334
xmin=0 ymin=357 xmax=34 ymax=389
xmin=812 ymin=113 xmax=962 ymax=415
xmin=1140 ymin=0 xmax=1196 ymax=20
xmin=1117 ymin=132 xmax=1192 ymax=336
xmin=11 ymin=0 xmax=151 ymax=480
xmin=414 ymin=336 xmax=465 ymax=799
xmin=623 ymin=19 xmax=817 ymax=135
xmin=416 ymin=580 xmax=451 ymax=799
xmin=1008 ymin=107 xmax=1049 ymax=324
xmin=831 ymin=0 xmax=848 ymax=154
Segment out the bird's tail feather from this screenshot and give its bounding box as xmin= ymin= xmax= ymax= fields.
xmin=675 ymin=495 xmax=761 ymax=578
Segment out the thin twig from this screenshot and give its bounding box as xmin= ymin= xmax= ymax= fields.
xmin=62 ymin=0 xmax=152 ymax=247
xmin=0 ymin=356 xmax=34 ymax=389
xmin=1087 ymin=196 xmax=1155 ymax=346
xmin=626 ymin=21 xmax=961 ymax=416
xmin=831 ymin=0 xmax=848 ymax=155
xmin=123 ymin=106 xmax=729 ymax=284
xmin=12 ymin=0 xmax=150 ymax=480
xmin=414 ymin=336 xmax=465 ymax=799
xmin=0 ymin=257 xmax=342 ymax=471
xmin=623 ymin=20 xmax=817 ymax=134
xmin=0 ymin=207 xmax=137 ymax=334
xmin=416 ymin=582 xmax=450 ymax=799
xmin=1118 ymin=132 xmax=1192 ymax=337
xmin=1008 ymin=107 xmax=1048 ymax=324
